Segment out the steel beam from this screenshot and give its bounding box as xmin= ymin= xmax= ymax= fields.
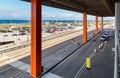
xmin=51 ymin=0 xmax=86 ymax=10
xmin=83 ymin=12 xmax=87 ymax=43
xmin=31 ymin=0 xmax=42 ymax=77
xmin=96 ymin=15 xmax=99 ymax=34
xmin=105 ymin=0 xmax=114 ymax=14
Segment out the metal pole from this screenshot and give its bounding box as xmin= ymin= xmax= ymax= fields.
xmin=114 ymin=2 xmax=120 ymax=78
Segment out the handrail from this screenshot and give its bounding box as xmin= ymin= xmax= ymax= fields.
xmin=0 ymin=42 xmax=30 ymax=53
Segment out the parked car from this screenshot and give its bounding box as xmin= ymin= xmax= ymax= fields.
xmin=19 ymin=32 xmax=26 ymax=35
xmin=12 ymin=34 xmax=17 ymax=36
xmin=45 ymin=28 xmax=50 ymax=33
xmin=3 ymin=35 xmax=8 ymax=37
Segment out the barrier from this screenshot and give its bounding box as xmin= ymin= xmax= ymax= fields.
xmin=0 ymin=42 xmax=30 ymax=54
xmin=86 ymin=57 xmax=91 ymax=69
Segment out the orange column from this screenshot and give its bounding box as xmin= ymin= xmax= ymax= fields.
xmin=101 ymin=17 xmax=104 ymax=31
xmin=31 ymin=0 xmax=42 ymax=77
xmin=96 ymin=15 xmax=98 ymax=34
xmin=82 ymin=12 xmax=87 ymax=43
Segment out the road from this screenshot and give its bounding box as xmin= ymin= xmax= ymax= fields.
xmin=0 ymin=28 xmax=114 ymax=78
xmin=42 ymin=29 xmax=96 ymax=59
xmin=48 ymin=28 xmax=114 ymax=78
xmin=42 ymin=27 xmax=95 ymax=50
xmin=0 ymin=28 xmax=96 ymax=78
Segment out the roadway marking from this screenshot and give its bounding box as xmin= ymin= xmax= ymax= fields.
xmin=74 ymin=53 xmax=95 ymax=78
xmin=74 ymin=29 xmax=114 ymax=78
xmin=42 ymin=72 xmax=63 ymax=78
xmin=49 ymin=31 xmax=103 ymax=76
xmin=0 ymin=66 xmax=13 ymax=73
xmin=9 ymin=60 xmax=30 ymax=73
xmin=74 ymin=63 xmax=85 ymax=78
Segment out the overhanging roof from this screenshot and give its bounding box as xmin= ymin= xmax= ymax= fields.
xmin=23 ymin=0 xmax=117 ymax=17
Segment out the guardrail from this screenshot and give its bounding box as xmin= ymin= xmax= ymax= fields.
xmin=0 ymin=29 xmax=81 ymax=55
xmin=42 ymin=29 xmax=82 ymax=42
xmin=0 ymin=27 xmax=91 ymax=55
xmin=0 ymin=42 xmax=30 ymax=56
xmin=42 ymin=27 xmax=94 ymax=42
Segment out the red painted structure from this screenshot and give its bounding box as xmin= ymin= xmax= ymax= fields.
xmin=31 ymin=0 xmax=42 ymax=77
xmin=83 ymin=12 xmax=87 ymax=43
xmin=96 ymin=15 xmax=99 ymax=34
xmin=24 ymin=0 xmax=106 ymax=77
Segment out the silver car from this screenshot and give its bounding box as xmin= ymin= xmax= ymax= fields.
xmin=103 ymin=33 xmax=109 ymax=39
xmin=100 ymin=35 xmax=107 ymax=41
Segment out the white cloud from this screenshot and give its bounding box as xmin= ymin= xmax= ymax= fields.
xmin=42 ymin=11 xmax=82 ymax=20
xmin=42 ymin=11 xmax=115 ymax=20
xmin=104 ymin=17 xmax=115 ymax=20
xmin=0 ymin=8 xmax=30 ymax=20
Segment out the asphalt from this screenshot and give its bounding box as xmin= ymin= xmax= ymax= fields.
xmin=42 ymin=29 xmax=96 ymax=59
xmin=50 ymin=29 xmax=114 ymax=78
xmin=78 ymin=29 xmax=114 ymax=78
xmin=0 ymin=28 xmax=114 ymax=78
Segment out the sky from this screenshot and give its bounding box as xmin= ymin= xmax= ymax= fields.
xmin=0 ymin=0 xmax=114 ymax=20
xmin=42 ymin=5 xmax=115 ymax=21
xmin=0 ymin=0 xmax=30 ymax=20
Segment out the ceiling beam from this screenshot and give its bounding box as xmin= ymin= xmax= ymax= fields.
xmin=105 ymin=0 xmax=114 ymax=14
xmin=22 ymin=0 xmax=115 ymax=16
xmin=42 ymin=0 xmax=84 ymax=12
xmin=50 ymin=0 xmax=87 ymax=11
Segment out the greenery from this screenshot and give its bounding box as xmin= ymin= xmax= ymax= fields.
xmin=24 ymin=23 xmax=30 ymax=27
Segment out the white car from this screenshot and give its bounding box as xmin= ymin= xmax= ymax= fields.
xmin=103 ymin=33 xmax=109 ymax=39
xmin=100 ymin=35 xmax=107 ymax=41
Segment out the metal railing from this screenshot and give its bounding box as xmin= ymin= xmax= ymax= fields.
xmin=42 ymin=29 xmax=84 ymax=42
xmin=0 ymin=42 xmax=30 ymax=56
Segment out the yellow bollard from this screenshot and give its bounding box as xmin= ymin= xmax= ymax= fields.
xmin=86 ymin=57 xmax=91 ymax=69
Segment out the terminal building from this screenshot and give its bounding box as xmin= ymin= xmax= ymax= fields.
xmin=23 ymin=0 xmax=120 ymax=77
xmin=1 ymin=0 xmax=120 ymax=78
